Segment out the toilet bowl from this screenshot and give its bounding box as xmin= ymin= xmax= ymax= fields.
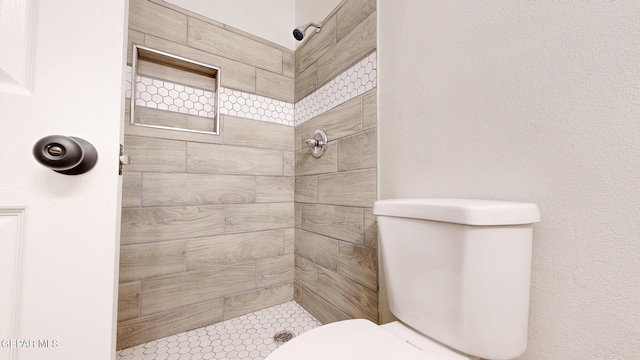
xmin=266 ymin=198 xmax=540 ymax=360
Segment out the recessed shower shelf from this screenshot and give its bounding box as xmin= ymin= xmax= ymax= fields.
xmin=130 ymin=44 xmax=221 ymax=135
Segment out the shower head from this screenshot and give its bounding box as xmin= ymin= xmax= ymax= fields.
xmin=293 ymin=22 xmax=323 ymax=41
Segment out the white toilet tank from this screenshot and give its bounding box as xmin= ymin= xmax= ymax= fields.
xmin=374 ymin=199 xmax=540 ymax=360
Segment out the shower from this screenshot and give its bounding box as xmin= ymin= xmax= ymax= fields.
xmin=292 ymin=22 xmax=323 ymax=41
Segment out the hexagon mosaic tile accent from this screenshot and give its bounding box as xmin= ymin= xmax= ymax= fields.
xmin=135 ymin=77 xmax=216 ymax=118
xmin=219 ymin=88 xmax=294 ymax=126
xmin=125 ymin=50 xmax=376 ymax=128
xmin=295 ymin=51 xmax=377 ymax=126
xmin=125 ymin=67 xmax=217 ymax=118
xmin=116 ymin=301 xmax=320 ymax=360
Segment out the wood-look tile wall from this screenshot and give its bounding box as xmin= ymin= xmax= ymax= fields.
xmin=293 ymin=0 xmax=379 ymax=325
xmin=295 ymin=0 xmax=377 ymax=102
xmin=118 ymin=0 xmax=295 ymax=349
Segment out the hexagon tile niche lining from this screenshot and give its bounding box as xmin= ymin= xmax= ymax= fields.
xmin=135 ymin=73 xmax=216 ymax=118
xmin=124 ymin=51 xmax=377 ymax=128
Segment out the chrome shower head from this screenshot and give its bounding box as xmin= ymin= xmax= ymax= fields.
xmin=293 ymin=22 xmax=323 ymax=41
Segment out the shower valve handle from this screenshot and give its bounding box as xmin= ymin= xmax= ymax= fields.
xmin=305 ymin=138 xmax=324 ymax=147
xmin=304 ymin=130 xmax=328 ymax=158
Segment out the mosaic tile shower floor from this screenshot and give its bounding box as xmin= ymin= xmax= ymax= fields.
xmin=116 ymin=301 xmax=320 ymax=360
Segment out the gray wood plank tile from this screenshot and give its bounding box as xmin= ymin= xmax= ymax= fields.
xmin=256 ymin=69 xmax=295 ymax=103
xmin=137 ymin=59 xmax=216 ymax=92
xmin=295 ymin=284 xmax=350 ymax=325
xmin=223 ymin=116 xmax=293 ymax=151
xmin=124 ymin=135 xmax=186 ymax=173
xmin=295 ymin=230 xmax=338 ymax=271
xmin=294 ymin=126 xmax=303 ymax=152
xmin=120 ymin=241 xmax=185 ymax=282
xmin=132 ymin=105 xmax=190 ymax=129
xmin=124 ymin=110 xmax=224 ymax=144
xmin=364 ymin=209 xmax=378 ymax=249
xmin=130 ymin=93 xmax=216 ymax=133
xmin=122 ymin=172 xmax=142 ymax=208
xmin=317 ymin=268 xmax=378 ymax=322
xmin=188 ymin=17 xmax=283 ymax=74
xmin=294 ymin=255 xmax=319 ymax=292
xmin=256 ymin=176 xmax=294 ymax=203
xmin=338 ymin=242 xmax=378 ymax=291
xmin=294 ymin=176 xmax=318 ymax=203
xmin=145 ymin=35 xmax=256 ymax=93
xmin=295 ymin=203 xmax=302 ymax=229
xmin=295 ymin=15 xmax=336 ymax=74
xmin=282 ymin=50 xmax=295 ymax=78
xmin=284 ymin=228 xmax=294 ymax=254
xmin=116 ymin=298 xmax=223 ymax=350
xmin=121 ymin=205 xmax=224 ymax=245
xmin=301 ymin=204 xmax=364 ymax=244
xmin=362 ymin=88 xmax=377 ymax=130
xmin=317 ymin=169 xmax=376 ymax=208
xmin=141 ymin=264 xmax=255 ymax=315
xmin=336 ymin=0 xmax=376 ymax=42
xmin=256 ymin=254 xmax=295 ymax=288
xmin=118 ymin=282 xmax=140 ymax=322
xmin=338 ymin=129 xmax=377 ymax=171
xmin=127 ymin=29 xmax=145 ymax=65
xmin=294 ymin=62 xmax=317 ymax=102
xmin=187 ymin=142 xmax=284 ymax=176
xmin=317 ymin=12 xmax=376 ymax=85
xmin=142 ymin=173 xmax=255 ymax=206
xmin=283 ymin=151 xmax=295 ymax=177
xmin=186 ymin=230 xmax=284 ymax=270
xmin=224 ymin=203 xmax=294 ymax=234
xmin=187 ymin=115 xmax=217 ymax=133
xmin=295 ymin=145 xmax=338 ymax=176
xmin=223 ymin=283 xmax=294 ymax=320
xmin=129 ymin=0 xmax=187 ymax=45
xmin=150 ymin=0 xmax=226 ymax=28
xmin=298 ymin=96 xmax=362 ymax=145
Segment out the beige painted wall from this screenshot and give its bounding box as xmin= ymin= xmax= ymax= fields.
xmin=378 ymin=1 xmax=640 ymax=359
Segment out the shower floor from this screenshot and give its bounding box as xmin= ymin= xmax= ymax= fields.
xmin=116 ymin=301 xmax=321 ymax=360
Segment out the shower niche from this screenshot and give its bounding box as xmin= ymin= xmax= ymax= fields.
xmin=130 ymin=44 xmax=220 ymax=135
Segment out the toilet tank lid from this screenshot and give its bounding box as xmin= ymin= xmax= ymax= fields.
xmin=373 ymin=198 xmax=541 ymax=225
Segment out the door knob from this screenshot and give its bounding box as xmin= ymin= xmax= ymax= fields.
xmin=33 ymin=135 xmax=98 ymax=175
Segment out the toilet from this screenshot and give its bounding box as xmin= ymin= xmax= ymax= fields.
xmin=266 ymin=198 xmax=540 ymax=360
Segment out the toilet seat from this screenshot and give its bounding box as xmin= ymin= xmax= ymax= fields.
xmin=265 ymin=319 xmax=460 ymax=360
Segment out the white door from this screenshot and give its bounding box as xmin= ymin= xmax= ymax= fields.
xmin=0 ymin=0 xmax=127 ymax=359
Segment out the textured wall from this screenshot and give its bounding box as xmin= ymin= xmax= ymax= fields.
xmin=293 ymin=0 xmax=378 ymax=325
xmin=379 ymin=1 xmax=640 ymax=359
xmin=117 ymin=0 xmax=295 ymax=349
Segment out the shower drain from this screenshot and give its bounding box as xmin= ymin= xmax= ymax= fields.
xmin=273 ymin=330 xmax=296 ymax=345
